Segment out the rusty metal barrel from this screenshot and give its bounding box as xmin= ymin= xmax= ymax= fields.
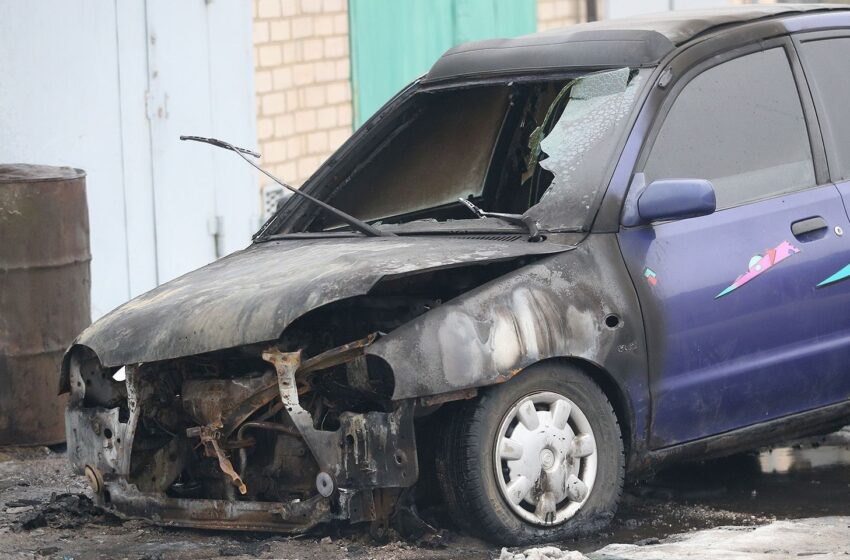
xmin=0 ymin=164 xmax=91 ymax=445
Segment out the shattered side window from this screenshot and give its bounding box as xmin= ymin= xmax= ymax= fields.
xmin=526 ymin=68 xmax=644 ymax=230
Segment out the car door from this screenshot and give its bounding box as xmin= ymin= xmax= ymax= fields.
xmin=617 ymin=44 xmax=850 ymax=448
xmin=796 ymin=32 xmax=850 ymax=255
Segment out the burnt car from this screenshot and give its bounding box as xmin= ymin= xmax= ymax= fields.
xmin=63 ymin=5 xmax=850 ymax=545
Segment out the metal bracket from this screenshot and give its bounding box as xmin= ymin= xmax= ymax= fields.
xmin=186 ymin=422 xmax=247 ymax=495
xmin=262 ymin=347 xmax=418 ymax=489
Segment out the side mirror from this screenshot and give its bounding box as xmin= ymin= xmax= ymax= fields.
xmin=637 ymin=179 xmax=716 ymax=224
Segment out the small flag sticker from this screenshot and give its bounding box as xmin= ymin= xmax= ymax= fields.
xmin=644 ymin=267 xmax=657 ymax=286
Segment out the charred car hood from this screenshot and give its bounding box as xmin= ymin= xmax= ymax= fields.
xmin=76 ymin=236 xmax=569 ymax=367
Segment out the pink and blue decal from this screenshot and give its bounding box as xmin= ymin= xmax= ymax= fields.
xmin=818 ymin=263 xmax=850 ymax=287
xmin=715 ymin=240 xmax=800 ymax=299
xmin=644 ymin=267 xmax=657 ymax=286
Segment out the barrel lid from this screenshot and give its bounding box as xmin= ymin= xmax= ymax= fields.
xmin=0 ymin=164 xmax=85 ymax=183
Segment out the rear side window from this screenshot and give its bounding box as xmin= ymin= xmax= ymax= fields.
xmin=643 ymin=48 xmax=815 ymax=210
xmin=798 ymin=37 xmax=850 ymax=182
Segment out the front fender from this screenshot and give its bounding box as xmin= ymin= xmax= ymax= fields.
xmin=367 ymin=235 xmax=650 ymax=443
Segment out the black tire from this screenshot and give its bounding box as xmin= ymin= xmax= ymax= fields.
xmin=435 ymin=362 xmax=624 ymax=546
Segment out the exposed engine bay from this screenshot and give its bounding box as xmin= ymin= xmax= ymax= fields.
xmin=66 ymin=336 xmax=417 ymax=532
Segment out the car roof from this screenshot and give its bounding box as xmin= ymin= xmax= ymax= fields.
xmin=423 ymin=4 xmax=850 ymax=83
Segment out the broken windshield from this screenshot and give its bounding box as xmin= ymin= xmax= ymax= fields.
xmin=264 ymin=68 xmax=646 ymax=237
xmin=524 ymin=68 xmax=644 ymax=231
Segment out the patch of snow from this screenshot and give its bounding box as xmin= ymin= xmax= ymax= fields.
xmin=500 ymin=546 xmax=588 ymax=560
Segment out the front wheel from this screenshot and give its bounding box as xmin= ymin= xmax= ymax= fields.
xmin=435 ymin=363 xmax=624 ymax=545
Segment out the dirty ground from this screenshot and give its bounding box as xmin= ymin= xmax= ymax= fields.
xmin=1 ymin=427 xmax=849 ymax=560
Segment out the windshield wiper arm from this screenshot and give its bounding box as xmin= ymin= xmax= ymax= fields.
xmin=180 ymin=135 xmax=388 ymax=238
xmin=457 ymin=198 xmax=544 ymax=242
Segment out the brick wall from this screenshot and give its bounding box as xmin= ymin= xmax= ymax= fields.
xmin=253 ymin=0 xmax=353 ymax=192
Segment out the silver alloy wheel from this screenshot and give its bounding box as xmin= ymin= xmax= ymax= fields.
xmin=493 ymin=391 xmax=598 ymax=526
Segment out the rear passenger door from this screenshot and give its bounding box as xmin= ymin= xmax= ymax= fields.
xmin=617 ymin=42 xmax=850 ymax=448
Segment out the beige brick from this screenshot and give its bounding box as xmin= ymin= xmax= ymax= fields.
xmin=286 ymin=136 xmax=304 ymax=158
xmin=272 ymin=67 xmax=293 ymax=89
xmin=291 ymin=17 xmax=314 ymax=39
xmin=297 ymin=156 xmax=321 ymax=179
xmin=286 ymin=90 xmax=300 ymax=111
xmin=275 ymin=161 xmax=299 ymax=184
xmin=264 ymin=140 xmax=287 ymax=163
xmin=258 ymin=44 xmax=282 ymax=67
xmin=302 ymin=38 xmax=324 ymax=61
xmin=316 ymin=106 xmax=338 ymax=129
xmin=336 ymin=103 xmax=352 ymax=126
xmin=301 ymin=85 xmax=326 ymax=107
xmin=253 ymin=21 xmax=269 ymax=43
xmin=537 ymin=0 xmax=581 ymax=30
xmin=294 ymin=109 xmax=317 ymax=132
xmin=335 ymin=58 xmax=350 ymax=80
xmin=326 ymin=82 xmax=350 ymax=104
xmin=295 ymin=159 xmax=310 ymax=181
xmin=280 ymin=0 xmax=298 ymax=17
xmin=300 ymin=0 xmax=322 ymax=13
xmin=270 ymin=20 xmax=291 ymax=41
xmin=257 ymin=117 xmax=275 ymax=140
xmin=324 ymin=36 xmax=347 ymax=58
xmin=282 ymin=43 xmax=298 ymax=64
xmin=315 ymin=60 xmax=337 ymax=82
xmin=314 ymin=15 xmax=335 ymax=36
xmin=333 ymin=13 xmax=348 ymax=35
xmin=309 ymin=155 xmax=325 ymax=170
xmin=293 ymin=63 xmax=316 ymax=85
xmin=554 ymin=1 xmax=575 ymax=18
xmin=328 ymin=127 xmax=351 ymax=149
xmin=255 ymin=69 xmax=273 ymax=93
xmin=324 ymin=0 xmax=345 ymax=12
xmin=307 ymin=131 xmax=328 ymax=153
xmin=274 ymin=114 xmax=295 ymax=136
xmin=261 ymin=92 xmax=286 ymax=115
xmin=275 ymin=161 xmax=299 ymax=183
xmin=257 ymin=0 xmax=281 ymax=19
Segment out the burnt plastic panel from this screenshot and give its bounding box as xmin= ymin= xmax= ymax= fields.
xmin=367 ymin=234 xmax=650 ymax=454
xmin=65 ymin=237 xmax=568 ymax=375
xmin=424 ymin=30 xmax=672 ymax=83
